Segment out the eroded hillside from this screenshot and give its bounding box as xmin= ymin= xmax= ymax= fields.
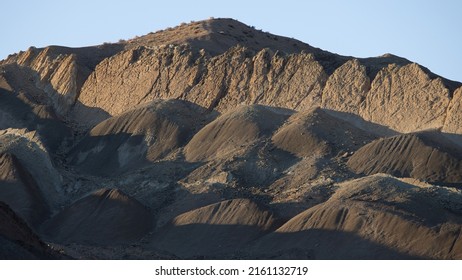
xmin=1 ymin=18 xmax=462 ymax=259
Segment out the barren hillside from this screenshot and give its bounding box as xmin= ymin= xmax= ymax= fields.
xmin=1 ymin=18 xmax=461 ymax=259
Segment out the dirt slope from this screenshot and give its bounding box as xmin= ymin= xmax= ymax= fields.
xmin=0 ymin=129 xmax=63 ymax=208
xmin=272 ymin=107 xmax=376 ymax=158
xmin=0 ymin=18 xmax=461 ymax=260
xmin=0 ymin=201 xmax=64 ymax=259
xmin=348 ymin=131 xmax=462 ymax=184
xmin=0 ymin=153 xmax=49 ymax=228
xmin=0 ymin=87 xmax=71 ymax=152
xmin=69 ymin=99 xmax=211 ymax=176
xmin=151 ymin=198 xmax=278 ymax=258
xmin=253 ymin=174 xmax=462 ymax=259
xmin=185 ymin=104 xmax=291 ymax=162
xmin=41 ymin=188 xmax=152 ymax=245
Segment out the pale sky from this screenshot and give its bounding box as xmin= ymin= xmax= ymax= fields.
xmin=1 ymin=0 xmax=460 ymax=82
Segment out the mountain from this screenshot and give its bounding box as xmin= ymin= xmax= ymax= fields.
xmin=0 ymin=18 xmax=462 ymax=259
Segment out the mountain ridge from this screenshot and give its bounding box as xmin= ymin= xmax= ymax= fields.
xmin=1 ymin=18 xmax=462 ymax=259
xmin=2 ymin=18 xmax=459 ymax=137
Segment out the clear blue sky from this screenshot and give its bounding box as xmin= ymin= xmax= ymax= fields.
xmin=1 ymin=0 xmax=461 ymax=82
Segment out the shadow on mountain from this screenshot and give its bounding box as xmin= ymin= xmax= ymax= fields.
xmin=0 ymin=88 xmax=71 ymax=152
xmin=68 ymin=99 xmax=215 ymax=177
xmin=322 ymin=109 xmax=398 ymax=136
xmin=40 ymin=188 xmax=152 ymax=246
xmin=0 ymin=153 xmax=50 ymax=229
xmin=0 ymin=201 xmax=67 ymax=259
xmin=250 ymin=229 xmax=422 ymax=260
xmin=149 ymin=197 xmax=281 ymax=259
xmin=150 ymin=223 xmax=420 ymax=259
xmin=151 ymin=223 xmax=273 ymax=259
xmin=68 ymin=133 xmax=149 ymax=176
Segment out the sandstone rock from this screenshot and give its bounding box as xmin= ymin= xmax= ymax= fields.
xmin=321 ymin=59 xmax=370 ymax=115
xmin=360 ymin=63 xmax=451 ymax=133
xmin=443 ymin=87 xmax=462 ymax=145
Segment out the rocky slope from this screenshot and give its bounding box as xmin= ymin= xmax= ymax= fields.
xmin=0 ymin=18 xmax=462 ymax=259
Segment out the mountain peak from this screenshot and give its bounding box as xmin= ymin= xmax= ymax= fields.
xmin=125 ymin=17 xmax=321 ymax=55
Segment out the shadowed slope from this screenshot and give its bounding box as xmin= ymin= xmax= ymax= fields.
xmin=151 ymin=198 xmax=278 ymax=258
xmin=69 ymin=99 xmax=210 ymax=176
xmin=254 ymin=175 xmax=462 ymax=259
xmin=0 ymin=202 xmax=64 ymax=259
xmin=0 ymin=153 xmax=49 ymax=228
xmin=41 ymin=188 xmax=152 ymax=245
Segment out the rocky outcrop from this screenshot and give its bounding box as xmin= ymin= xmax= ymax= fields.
xmin=1 ymin=19 xmax=459 ymax=136
xmin=72 ymin=44 xmax=458 ymax=136
xmin=1 ymin=44 xmax=120 ymax=115
xmin=321 ymin=59 xmax=370 ymax=115
xmin=73 ymin=46 xmax=328 ymax=128
xmin=443 ymin=87 xmax=462 ymax=144
xmin=360 ymin=63 xmax=451 ymax=132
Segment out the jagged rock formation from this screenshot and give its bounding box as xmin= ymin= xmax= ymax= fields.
xmin=1 ymin=45 xmax=121 ymax=115
xmin=0 ymin=18 xmax=461 ymax=259
xmin=443 ymin=87 xmax=462 ymax=144
xmin=2 ymin=18 xmax=460 ymax=134
xmin=360 ymin=64 xmax=451 ymax=133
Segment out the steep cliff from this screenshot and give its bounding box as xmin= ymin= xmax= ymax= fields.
xmin=1 ymin=18 xmax=459 ymax=136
